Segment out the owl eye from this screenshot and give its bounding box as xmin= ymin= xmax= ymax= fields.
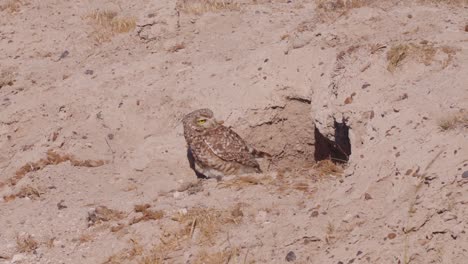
xmin=197 ymin=119 xmax=207 ymax=125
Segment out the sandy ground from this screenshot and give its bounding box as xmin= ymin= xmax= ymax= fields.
xmin=1 ymin=0 xmax=468 ymax=263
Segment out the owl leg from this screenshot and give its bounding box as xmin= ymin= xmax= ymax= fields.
xmin=187 ymin=147 xmax=208 ymax=179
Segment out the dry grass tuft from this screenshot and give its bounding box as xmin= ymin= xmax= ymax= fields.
xmin=177 ymin=0 xmax=240 ymax=14
xmin=16 ymin=185 xmax=41 ymax=199
xmin=0 ymin=69 xmax=15 ymax=88
xmin=86 ymin=10 xmax=136 ymax=43
xmin=315 ymin=0 xmax=373 ymax=11
xmin=420 ymin=0 xmax=468 ymax=6
xmin=218 ymin=175 xmax=273 ymax=190
xmin=87 ymin=206 xmax=127 ymax=226
xmin=139 ymin=206 xmax=243 ymax=263
xmin=173 ymin=207 xmax=242 ymax=243
xmin=314 ymin=160 xmax=344 ymax=177
xmin=0 ymin=0 xmax=23 ymax=13
xmin=5 ymin=149 xmax=107 ymax=188
xmin=16 ymin=234 xmax=38 ymax=253
xmin=193 ymin=248 xmax=239 ymax=264
xmin=130 ymin=204 xmax=164 ymax=225
xmin=386 ymin=44 xmax=409 ymax=72
xmin=438 ymin=112 xmax=468 ymax=131
xmin=104 ymin=239 xmax=144 ymax=264
xmin=387 ymin=43 xmax=458 ymax=72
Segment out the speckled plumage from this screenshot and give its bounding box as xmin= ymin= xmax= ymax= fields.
xmin=182 ymin=109 xmax=267 ymax=178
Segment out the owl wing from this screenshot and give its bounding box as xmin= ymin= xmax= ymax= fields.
xmin=202 ymin=126 xmax=260 ymax=169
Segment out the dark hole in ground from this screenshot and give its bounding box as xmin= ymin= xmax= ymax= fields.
xmin=314 ymin=118 xmax=351 ymax=163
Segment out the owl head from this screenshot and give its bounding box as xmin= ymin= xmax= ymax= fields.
xmin=182 ymin=108 xmax=222 ymax=134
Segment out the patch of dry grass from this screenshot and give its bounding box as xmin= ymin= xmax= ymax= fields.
xmin=0 ymin=0 xmax=23 ymax=13
xmin=173 ymin=207 xmax=243 ymax=243
xmin=4 ymin=149 xmax=107 ymax=188
xmin=193 ymin=248 xmax=239 ymax=264
xmin=218 ymin=175 xmax=273 ymax=190
xmin=313 ymin=160 xmax=344 ymax=177
xmin=0 ymin=69 xmax=15 ymax=89
xmin=438 ymin=112 xmax=468 ymax=131
xmin=87 ymin=206 xmax=127 ymax=226
xmin=129 ymin=204 xmax=164 ymax=225
xmin=387 ymin=43 xmax=458 ymax=72
xmin=420 ymin=0 xmax=468 ymax=6
xmin=86 ymin=10 xmax=136 ymax=43
xmin=103 ymin=239 xmax=144 ymax=264
xmin=176 ymin=0 xmax=240 ymax=14
xmin=138 ymin=206 xmax=243 ymax=263
xmin=16 ymin=234 xmax=38 ymax=253
xmin=315 ymin=0 xmax=373 ymax=11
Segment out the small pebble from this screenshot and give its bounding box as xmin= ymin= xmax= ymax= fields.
xmin=285 ymin=251 xmax=296 ymax=262
xmin=461 ymin=170 xmax=468 ymax=179
xmin=84 ymin=69 xmax=94 ymax=75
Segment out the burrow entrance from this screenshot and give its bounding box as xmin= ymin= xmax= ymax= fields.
xmin=245 ymin=98 xmax=351 ymax=171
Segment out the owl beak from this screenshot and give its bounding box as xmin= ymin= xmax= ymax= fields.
xmin=216 ymin=119 xmax=224 ymax=125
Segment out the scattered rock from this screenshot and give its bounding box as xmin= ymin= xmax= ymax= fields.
xmin=364 ymin=193 xmax=372 ymax=200
xmin=387 ymin=233 xmax=397 ymax=239
xmin=57 ymin=200 xmax=67 ymax=210
xmin=11 ymin=254 xmax=26 ymax=263
xmin=285 ymin=251 xmax=296 ymax=262
xmin=311 ymin=211 xmax=319 ymax=217
xmin=461 ymin=170 xmax=468 ymax=179
xmin=84 ymin=69 xmax=94 ymax=75
xmin=58 ymin=50 xmax=69 ymax=60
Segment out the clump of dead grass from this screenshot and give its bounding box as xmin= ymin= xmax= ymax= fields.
xmin=16 ymin=234 xmax=38 ymax=253
xmin=139 ymin=206 xmax=243 ymax=263
xmin=0 ymin=69 xmax=15 ymax=89
xmin=3 ymin=185 xmax=42 ymax=202
xmin=438 ymin=112 xmax=468 ymax=131
xmin=315 ymin=0 xmax=373 ymax=11
xmin=176 ymin=0 xmax=240 ymax=14
xmin=387 ymin=43 xmax=458 ymax=72
xmin=87 ymin=205 xmax=127 ymax=227
xmin=193 ymin=248 xmax=239 ymax=264
xmin=0 ymin=0 xmax=23 ymax=13
xmin=104 ymin=239 xmax=144 ymax=264
xmin=129 ymin=204 xmax=164 ymax=225
xmin=313 ymin=160 xmax=344 ymax=177
xmin=86 ymin=10 xmax=136 ymax=43
xmin=419 ymin=0 xmax=468 ymax=6
xmin=217 ymin=175 xmax=273 ymax=190
xmin=5 ymin=149 xmax=107 ymax=188
xmin=173 ymin=207 xmax=243 ymax=243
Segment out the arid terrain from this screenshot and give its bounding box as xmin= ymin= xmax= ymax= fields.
xmin=1 ymin=0 xmax=468 ymax=263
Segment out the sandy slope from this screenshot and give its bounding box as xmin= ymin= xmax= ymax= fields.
xmin=1 ymin=0 xmax=467 ymax=263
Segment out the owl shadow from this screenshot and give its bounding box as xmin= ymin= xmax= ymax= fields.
xmin=186 ymin=147 xmax=208 ymax=179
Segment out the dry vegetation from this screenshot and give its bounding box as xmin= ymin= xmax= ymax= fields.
xmin=387 ymin=43 xmax=458 ymax=72
xmin=86 ymin=10 xmax=136 ymax=43
xmin=4 ymin=149 xmax=106 ymax=188
xmin=103 ymin=206 xmax=244 ymax=264
xmin=315 ymin=0 xmax=373 ymax=11
xmin=0 ymin=69 xmax=15 ymax=89
xmin=16 ymin=234 xmax=38 ymax=253
xmin=0 ymin=0 xmax=23 ymax=13
xmin=129 ymin=204 xmax=164 ymax=225
xmin=176 ymin=0 xmax=240 ymax=14
xmin=87 ymin=206 xmax=127 ymax=226
xmin=438 ymin=112 xmax=468 ymax=131
xmin=193 ymin=248 xmax=239 ymax=264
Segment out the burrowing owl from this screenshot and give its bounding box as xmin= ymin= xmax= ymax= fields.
xmin=182 ymin=109 xmax=269 ymax=179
